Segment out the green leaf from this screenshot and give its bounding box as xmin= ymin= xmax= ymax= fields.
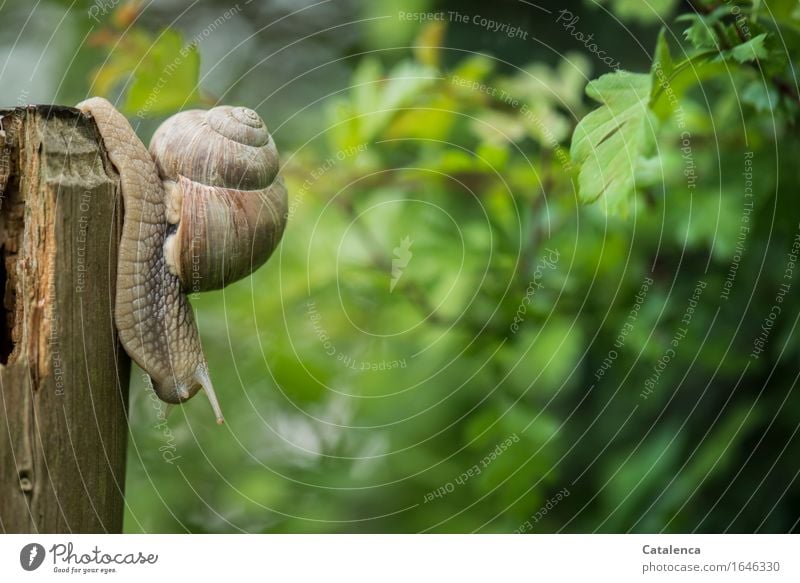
xmin=651 ymin=29 xmax=674 ymax=81
xmin=385 ymin=95 xmax=457 ymax=141
xmin=357 ymin=60 xmax=437 ymax=142
xmin=678 ymin=13 xmax=719 ymax=49
xmin=91 ymin=29 xmax=154 ymax=97
xmin=414 ymin=20 xmax=446 ymax=68
xmin=570 ymin=71 xmax=654 ymax=216
xmin=649 ymin=29 xmax=675 ymax=120
xmin=352 ymin=57 xmax=383 ymax=120
xmin=378 ymin=62 xmax=437 ymax=122
xmin=741 ymin=79 xmax=778 ymax=112
xmin=503 ymin=53 xmax=592 ymax=112
xmin=450 ymin=53 xmax=495 ymax=83
xmin=470 ymin=111 xmax=526 ymax=145
xmin=649 ymin=50 xmax=728 ymax=120
xmin=662 ymin=407 xmax=759 ymax=515
xmin=729 ymin=33 xmax=768 ymax=63
xmin=328 ymin=59 xmax=438 ymax=150
xmin=476 ymin=141 xmax=509 ymax=170
xmin=124 ymin=29 xmax=201 ymax=116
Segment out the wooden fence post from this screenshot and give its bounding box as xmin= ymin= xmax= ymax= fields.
xmin=0 ymin=105 xmax=131 ymax=533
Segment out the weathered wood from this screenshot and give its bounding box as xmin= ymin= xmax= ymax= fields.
xmin=0 ymin=105 xmax=130 ymax=533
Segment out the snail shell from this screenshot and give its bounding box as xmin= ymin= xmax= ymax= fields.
xmin=150 ymin=106 xmax=288 ymax=292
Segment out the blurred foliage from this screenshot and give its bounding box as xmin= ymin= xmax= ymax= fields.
xmin=9 ymin=0 xmax=797 ymax=532
xmin=591 ymin=0 xmax=680 ymax=24
xmin=88 ymin=4 xmax=204 ymax=114
xmin=93 ymin=28 xmax=201 ymax=115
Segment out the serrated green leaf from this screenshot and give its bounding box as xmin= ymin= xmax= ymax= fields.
xmin=729 ymin=33 xmax=768 ymax=63
xmin=678 ymin=13 xmax=718 ymax=49
xmin=571 ymin=71 xmax=654 ymax=216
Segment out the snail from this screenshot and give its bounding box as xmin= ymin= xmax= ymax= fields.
xmin=76 ymin=97 xmax=287 ymax=424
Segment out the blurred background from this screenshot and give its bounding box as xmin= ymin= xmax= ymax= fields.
xmin=1 ymin=0 xmax=799 ymax=533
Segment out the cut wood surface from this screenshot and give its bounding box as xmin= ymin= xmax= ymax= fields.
xmin=0 ymin=105 xmax=130 ymax=533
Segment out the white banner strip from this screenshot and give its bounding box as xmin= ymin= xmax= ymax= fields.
xmin=0 ymin=534 xmax=797 ymax=582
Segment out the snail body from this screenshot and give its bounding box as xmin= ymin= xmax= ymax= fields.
xmin=77 ymin=97 xmax=287 ymax=423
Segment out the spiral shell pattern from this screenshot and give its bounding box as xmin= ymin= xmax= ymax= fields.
xmin=150 ymin=105 xmax=288 ymax=292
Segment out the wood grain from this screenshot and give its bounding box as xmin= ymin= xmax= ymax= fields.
xmin=0 ymin=105 xmax=130 ymax=533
